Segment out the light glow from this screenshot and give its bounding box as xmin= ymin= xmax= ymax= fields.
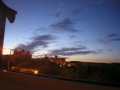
xmin=34 ymin=70 xmax=38 ymax=74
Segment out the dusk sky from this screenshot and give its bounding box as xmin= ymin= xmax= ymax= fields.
xmin=2 ymin=0 xmax=120 ymax=63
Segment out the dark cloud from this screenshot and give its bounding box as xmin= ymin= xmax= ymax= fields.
xmin=50 ymin=18 xmax=78 ymax=32
xmin=48 ymin=45 xmax=101 ymax=56
xmin=70 ymin=35 xmax=76 ymax=38
xmin=107 ymin=33 xmax=118 ymax=38
xmin=97 ymin=33 xmax=120 ymax=43
xmin=110 ymin=38 xmax=120 ymax=41
xmin=71 ymin=9 xmax=82 ymax=16
xmin=32 ymin=18 xmax=80 ymax=34
xmin=106 ymin=33 xmax=120 ymax=42
xmin=15 ymin=34 xmax=56 ymax=53
xmin=55 ymin=12 xmax=60 ymax=17
xmin=34 ymin=27 xmax=48 ymax=34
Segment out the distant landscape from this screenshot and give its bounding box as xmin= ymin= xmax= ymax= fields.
xmin=1 ymin=50 xmax=120 ymax=85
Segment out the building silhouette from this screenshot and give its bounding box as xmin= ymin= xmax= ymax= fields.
xmin=2 ymin=49 xmax=32 ymax=68
xmin=13 ymin=49 xmax=32 ymax=61
xmin=48 ymin=55 xmax=66 ymax=65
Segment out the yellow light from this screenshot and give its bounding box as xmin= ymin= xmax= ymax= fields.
xmin=60 ymin=65 xmax=62 ymax=67
xmin=3 ymin=70 xmax=7 ymax=72
xmin=34 ymin=70 xmax=38 ymax=74
xmin=2 ymin=48 xmax=13 ymax=55
xmin=68 ymin=64 xmax=71 ymax=67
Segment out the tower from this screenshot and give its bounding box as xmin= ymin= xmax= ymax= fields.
xmin=0 ymin=0 xmax=17 ymax=67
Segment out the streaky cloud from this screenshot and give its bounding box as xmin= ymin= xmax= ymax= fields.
xmin=107 ymin=33 xmax=118 ymax=38
xmin=48 ymin=45 xmax=101 ymax=56
xmin=70 ymin=35 xmax=76 ymax=38
xmin=50 ymin=18 xmax=78 ymax=32
xmin=14 ymin=34 xmax=57 ymax=53
xmin=55 ymin=12 xmax=60 ymax=17
xmin=97 ymin=33 xmax=120 ymax=43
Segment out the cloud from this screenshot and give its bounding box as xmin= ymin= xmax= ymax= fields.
xmin=70 ymin=35 xmax=76 ymax=38
xmin=55 ymin=12 xmax=60 ymax=17
xmin=32 ymin=18 xmax=80 ymax=34
xmin=97 ymin=33 xmax=120 ymax=43
xmin=107 ymin=33 xmax=118 ymax=38
xmin=105 ymin=33 xmax=120 ymax=42
xmin=48 ymin=45 xmax=101 ymax=56
xmin=33 ymin=27 xmax=49 ymax=34
xmin=110 ymin=38 xmax=120 ymax=41
xmin=50 ymin=18 xmax=78 ymax=32
xmin=14 ymin=34 xmax=57 ymax=53
xmin=70 ymin=9 xmax=82 ymax=16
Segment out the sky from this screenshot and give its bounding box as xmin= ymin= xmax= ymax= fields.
xmin=2 ymin=0 xmax=120 ymax=63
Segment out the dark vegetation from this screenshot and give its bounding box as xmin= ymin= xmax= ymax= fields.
xmin=1 ymin=55 xmax=120 ymax=84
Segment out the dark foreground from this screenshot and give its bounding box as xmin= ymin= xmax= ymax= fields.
xmin=0 ymin=70 xmax=120 ymax=90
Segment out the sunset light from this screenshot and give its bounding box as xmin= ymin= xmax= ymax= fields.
xmin=0 ymin=1 xmax=120 ymax=89
xmin=2 ymin=0 xmax=120 ymax=63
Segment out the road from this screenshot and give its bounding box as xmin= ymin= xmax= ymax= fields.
xmin=0 ymin=70 xmax=120 ymax=90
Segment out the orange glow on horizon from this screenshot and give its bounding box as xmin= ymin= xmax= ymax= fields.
xmin=2 ymin=48 xmax=13 ymax=55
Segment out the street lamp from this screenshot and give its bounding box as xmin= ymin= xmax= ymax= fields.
xmin=2 ymin=48 xmax=13 ymax=70
xmin=8 ymin=49 xmax=13 ymax=70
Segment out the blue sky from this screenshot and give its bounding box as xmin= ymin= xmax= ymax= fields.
xmin=2 ymin=0 xmax=120 ymax=63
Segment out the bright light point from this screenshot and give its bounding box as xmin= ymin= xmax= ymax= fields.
xmin=2 ymin=48 xmax=14 ymax=55
xmin=68 ymin=64 xmax=71 ymax=67
xmin=60 ymin=65 xmax=62 ymax=67
xmin=3 ymin=70 xmax=7 ymax=72
xmin=34 ymin=70 xmax=38 ymax=74
xmin=2 ymin=48 xmax=10 ymax=55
